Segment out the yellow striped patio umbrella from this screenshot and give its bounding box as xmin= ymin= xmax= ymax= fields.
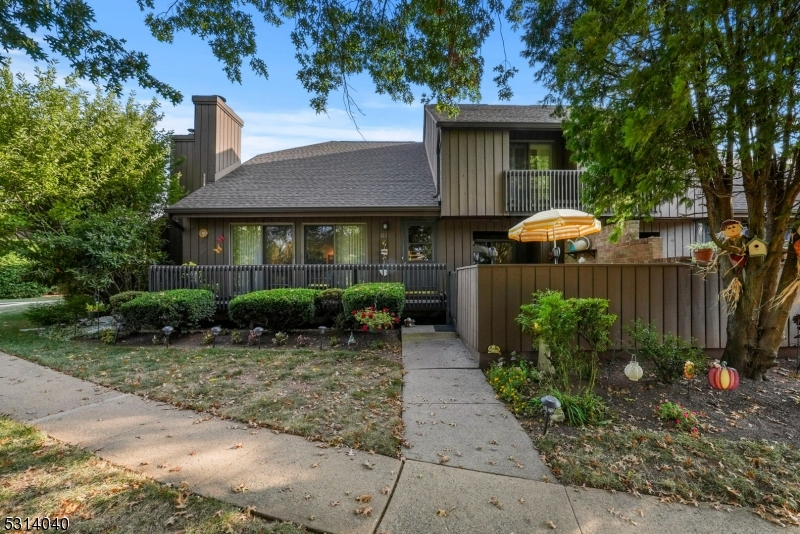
xmin=508 ymin=209 xmax=602 ymax=263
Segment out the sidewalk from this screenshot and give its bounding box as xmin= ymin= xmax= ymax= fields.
xmin=0 ymin=339 xmax=786 ymax=534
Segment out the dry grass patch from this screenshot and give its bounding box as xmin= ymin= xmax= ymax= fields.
xmin=533 ymin=425 xmax=800 ymax=527
xmin=0 ymin=417 xmax=306 ymax=534
xmin=0 ymin=312 xmax=404 ymax=456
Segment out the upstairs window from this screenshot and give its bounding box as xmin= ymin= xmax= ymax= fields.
xmin=510 ymin=143 xmax=553 ymax=170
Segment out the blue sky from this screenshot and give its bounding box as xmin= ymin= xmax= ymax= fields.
xmin=10 ymin=2 xmax=549 ymax=162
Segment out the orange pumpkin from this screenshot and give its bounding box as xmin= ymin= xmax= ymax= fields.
xmin=708 ymin=362 xmax=739 ymax=391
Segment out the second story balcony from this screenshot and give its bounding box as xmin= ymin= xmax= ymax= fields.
xmin=505 ymin=169 xmax=586 ymax=214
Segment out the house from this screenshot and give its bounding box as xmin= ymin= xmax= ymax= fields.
xmin=157 ymin=95 xmax=727 ymax=313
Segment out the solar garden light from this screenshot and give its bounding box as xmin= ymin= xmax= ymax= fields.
xmin=210 ymin=326 xmax=222 ymax=348
xmin=540 ymin=395 xmax=561 ymax=436
xmin=253 ymin=326 xmax=264 ymax=348
xmin=318 ymin=326 xmax=328 ymax=350
xmin=162 ymin=326 xmax=174 ymax=348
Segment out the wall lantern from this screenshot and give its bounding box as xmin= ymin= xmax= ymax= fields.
xmin=624 ymin=354 xmax=643 ymax=381
xmin=540 ymin=395 xmax=561 ymax=435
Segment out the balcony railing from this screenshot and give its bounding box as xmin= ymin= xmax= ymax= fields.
xmin=505 ymin=169 xmax=585 ymax=214
xmin=149 ymin=263 xmax=449 ymax=310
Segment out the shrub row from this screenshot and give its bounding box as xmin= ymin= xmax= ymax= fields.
xmin=342 ymin=282 xmax=405 ymax=316
xmin=23 ymin=294 xmax=93 ymax=326
xmin=228 ymin=288 xmax=317 ymax=331
xmin=0 ymin=253 xmax=49 ymax=298
xmin=119 ymin=289 xmax=216 ymax=331
xmin=227 ymin=283 xmax=405 ymax=331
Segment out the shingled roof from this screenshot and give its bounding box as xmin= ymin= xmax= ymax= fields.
xmin=425 ymin=104 xmax=562 ymax=128
xmin=168 ymin=141 xmax=439 ymax=214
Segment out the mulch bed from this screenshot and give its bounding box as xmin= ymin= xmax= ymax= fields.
xmin=568 ymin=352 xmax=799 ymax=444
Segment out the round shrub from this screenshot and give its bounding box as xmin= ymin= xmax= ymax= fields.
xmin=342 ymin=282 xmax=405 ymax=317
xmin=228 ymin=288 xmax=317 ymax=331
xmin=119 ymin=289 xmax=216 ymax=331
xmin=0 ymin=253 xmax=49 ymax=298
xmin=109 ymin=290 xmax=146 ymax=313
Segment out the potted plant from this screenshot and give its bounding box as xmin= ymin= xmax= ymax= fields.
xmin=687 ymin=240 xmax=719 ymax=262
xmin=351 ymin=307 xmax=400 ymax=333
xmin=86 ymin=302 xmax=107 ymax=319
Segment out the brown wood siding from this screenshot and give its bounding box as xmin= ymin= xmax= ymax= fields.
xmin=454 ymin=264 xmax=800 ymax=363
xmin=215 ymin=104 xmax=242 ymax=174
xmin=640 ymin=220 xmax=703 ymax=258
xmin=172 ymin=138 xmax=196 ymax=193
xmin=441 ymin=129 xmax=509 ymax=216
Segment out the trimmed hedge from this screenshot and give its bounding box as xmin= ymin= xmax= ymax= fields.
xmin=109 ymin=290 xmax=146 ymax=313
xmin=0 ymin=253 xmax=48 ymax=298
xmin=24 ymin=294 xmax=93 ymax=326
xmin=342 ymin=283 xmax=405 ymax=316
xmin=315 ymin=288 xmax=344 ymax=319
xmin=119 ymin=289 xmax=216 ymax=331
xmin=228 ymin=288 xmax=318 ymax=331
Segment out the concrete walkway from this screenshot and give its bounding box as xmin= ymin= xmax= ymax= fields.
xmin=0 ymin=338 xmax=787 ymax=534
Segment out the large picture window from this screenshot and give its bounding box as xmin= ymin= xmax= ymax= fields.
xmin=231 ymin=225 xmax=293 ymax=265
xmin=304 ymin=224 xmax=367 ymax=264
xmin=472 ymin=232 xmax=516 ymax=264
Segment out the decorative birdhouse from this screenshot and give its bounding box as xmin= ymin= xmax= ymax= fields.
xmin=624 ymin=355 xmax=643 ymax=381
xmin=747 ymin=237 xmax=768 ymax=257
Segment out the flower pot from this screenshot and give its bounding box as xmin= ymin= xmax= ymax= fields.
xmin=693 ymin=248 xmax=714 ymax=262
xmin=369 ymin=327 xmax=379 ymax=334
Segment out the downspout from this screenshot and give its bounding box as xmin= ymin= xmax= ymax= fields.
xmin=435 ymin=126 xmax=442 ymax=201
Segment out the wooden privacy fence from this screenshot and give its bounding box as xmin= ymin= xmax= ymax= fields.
xmin=454 ymin=264 xmax=800 ymax=363
xmin=149 ymin=263 xmax=449 ymax=310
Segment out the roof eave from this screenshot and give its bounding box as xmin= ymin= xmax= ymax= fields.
xmin=166 ymin=205 xmax=441 ymax=216
xmin=437 ymin=121 xmax=563 ymax=130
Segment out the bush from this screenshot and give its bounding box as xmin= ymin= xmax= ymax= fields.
xmin=109 ymin=291 xmax=145 ymax=313
xmin=486 ymin=359 xmax=539 ymax=414
xmin=228 ymin=288 xmax=317 ymax=331
xmin=119 ymin=289 xmax=216 ymax=331
xmin=655 ymin=400 xmax=700 ymax=434
xmin=0 ymin=253 xmax=49 ymax=298
xmin=342 ymin=283 xmax=405 ymax=316
xmin=529 ymin=390 xmax=611 ymax=426
xmin=624 ymin=320 xmax=707 ymax=383
xmin=315 ymin=288 xmax=343 ymax=321
xmin=24 ymin=294 xmax=93 ymax=326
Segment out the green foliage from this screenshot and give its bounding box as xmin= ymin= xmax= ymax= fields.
xmin=23 ymin=295 xmax=92 ymax=326
xmin=530 ymin=390 xmax=611 ymax=427
xmin=517 ymin=290 xmax=616 ymax=393
xmin=109 ymin=291 xmax=146 ymax=313
xmin=272 ymin=332 xmax=288 ymax=346
xmin=228 ymin=288 xmax=317 ymax=331
xmin=118 ymin=289 xmax=216 ymax=331
xmin=315 ymin=288 xmax=343 ymax=321
xmin=342 ymin=283 xmax=405 ymax=317
xmin=352 ymin=307 xmax=400 ymax=331
xmin=624 ymin=320 xmax=707 ymax=384
xmin=0 ymin=253 xmax=48 ymax=298
xmin=655 ymin=401 xmax=700 ymax=434
xmin=0 ymin=66 xmax=170 ymax=296
xmin=486 ymin=359 xmax=539 ymax=414
xmin=329 ymin=336 xmax=340 ymax=348
xmin=100 ymin=329 xmax=117 ymax=345
xmin=517 ymin=0 xmax=800 ymax=375
xmin=231 ymin=330 xmax=243 ymax=344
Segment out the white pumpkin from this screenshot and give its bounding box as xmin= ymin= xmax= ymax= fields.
xmin=625 ymin=357 xmax=643 ymax=381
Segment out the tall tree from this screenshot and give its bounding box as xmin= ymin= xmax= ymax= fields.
xmin=1 ymin=0 xmax=180 ymax=103
xmin=515 ymin=0 xmax=800 ymax=378
xmin=0 ymin=65 xmax=175 ymax=294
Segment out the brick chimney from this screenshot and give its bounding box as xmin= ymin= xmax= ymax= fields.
xmin=172 ymin=95 xmax=244 ymax=194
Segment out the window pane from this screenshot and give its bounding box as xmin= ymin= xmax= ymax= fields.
xmin=335 ymin=225 xmax=366 ymax=264
xmin=528 ymin=144 xmax=552 ymax=170
xmin=232 ymin=226 xmax=262 ymax=265
xmin=493 ymin=242 xmax=515 ymax=264
xmin=472 ymin=241 xmax=492 ymax=264
xmin=408 ymin=225 xmax=433 ymax=244
xmin=264 ymin=226 xmax=293 ymax=264
xmin=408 ymin=244 xmax=433 ymax=262
xmin=305 ymin=225 xmax=334 ymax=264
xmin=510 ymin=144 xmax=529 ymax=170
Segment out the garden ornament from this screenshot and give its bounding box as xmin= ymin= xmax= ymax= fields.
xmin=162 ymin=326 xmax=174 ymax=348
xmin=318 ymin=326 xmax=328 ymax=350
xmin=487 ymin=344 xmax=501 ymax=355
xmin=540 ymin=395 xmax=561 ymax=435
xmin=252 ymin=326 xmax=264 ymax=348
xmin=708 ymin=360 xmax=739 ymax=391
xmin=624 ymin=354 xmax=643 ymax=381
xmin=721 ymin=219 xmax=747 ymax=269
xmin=210 ymin=325 xmax=222 ymax=348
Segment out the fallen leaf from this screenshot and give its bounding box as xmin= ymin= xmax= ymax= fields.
xmin=169 ymin=466 xmax=181 ymax=472
xmin=380 ymin=486 xmax=392 ymax=495
xmin=356 ymin=494 xmax=372 ymax=504
xmin=175 ymin=493 xmax=189 ymax=509
xmin=232 ymin=483 xmax=249 ymax=493
xmin=355 ymin=506 xmax=373 ymax=516
xmin=436 ymin=508 xmax=449 ymax=517
xmin=330 ymin=501 xmax=340 ymax=507
xmin=519 ymin=498 xmax=525 ymax=504
xmin=546 ymin=520 xmax=556 ymax=529
xmin=233 ymin=442 xmax=243 ymax=449
xmin=488 ymin=497 xmax=503 ymax=509
xmin=311 ymin=463 xmax=319 ymax=468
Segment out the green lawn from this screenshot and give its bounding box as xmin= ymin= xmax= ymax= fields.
xmin=0 ymin=311 xmax=404 ymax=457
xmin=0 ymin=417 xmax=306 ymax=534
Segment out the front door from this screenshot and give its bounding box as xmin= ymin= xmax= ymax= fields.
xmin=403 ymin=220 xmax=437 ymax=295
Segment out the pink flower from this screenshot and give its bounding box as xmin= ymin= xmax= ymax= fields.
xmin=361 ymin=325 xmax=368 ymax=331
xmin=351 ymin=310 xmax=357 ymax=315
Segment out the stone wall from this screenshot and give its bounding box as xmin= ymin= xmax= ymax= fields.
xmin=564 ymin=220 xmax=664 ymax=264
